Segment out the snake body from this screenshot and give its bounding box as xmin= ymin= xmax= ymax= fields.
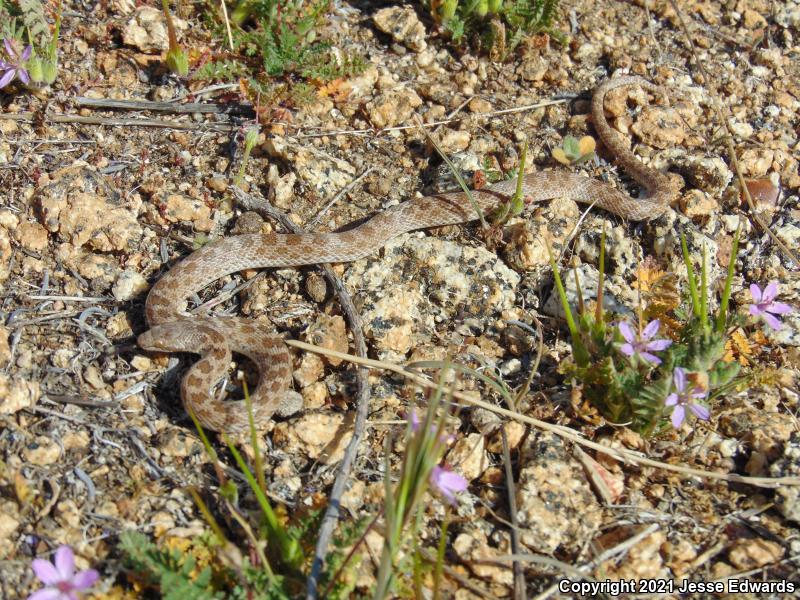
xmin=138 ymin=77 xmax=681 ymax=432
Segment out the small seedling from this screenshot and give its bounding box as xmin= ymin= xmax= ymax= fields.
xmin=552 ymin=134 xmax=596 ymax=165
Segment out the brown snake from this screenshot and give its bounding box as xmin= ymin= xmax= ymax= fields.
xmin=138 ymin=76 xmax=682 ymax=432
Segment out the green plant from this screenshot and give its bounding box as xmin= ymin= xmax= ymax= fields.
xmin=0 ymin=0 xmax=61 ymax=87
xmin=373 ymin=362 xmax=468 ymax=599
xmin=119 ymin=383 xmax=366 ymax=598
xmin=426 ymin=0 xmax=562 ymax=54
xmin=552 ymin=134 xmax=596 ymax=165
xmin=196 ymin=0 xmax=365 ymax=107
xmin=162 ymin=0 xmax=188 ymax=76
xmin=553 ymin=227 xmax=743 ymax=435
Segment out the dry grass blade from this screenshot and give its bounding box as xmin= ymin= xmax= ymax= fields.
xmin=286 ymin=339 xmax=800 ymax=489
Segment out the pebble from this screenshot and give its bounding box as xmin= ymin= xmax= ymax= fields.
xmin=122 ymin=6 xmax=187 ymax=53
xmin=273 ymin=413 xmax=352 ymax=464
xmin=112 ymin=269 xmax=149 ymax=301
xmin=446 ymin=434 xmax=487 ymax=481
xmin=372 ymin=6 xmax=427 ymax=52
xmin=0 ymin=375 xmax=40 ymax=415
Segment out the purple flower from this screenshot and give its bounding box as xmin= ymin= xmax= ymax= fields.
xmin=749 ymin=282 xmax=792 ymax=331
xmin=29 ymin=545 xmax=99 ymax=600
xmin=429 ymin=465 xmax=467 ymax=505
xmin=618 ymin=319 xmax=672 ymax=365
xmin=0 ymin=38 xmax=32 ymax=88
xmin=665 ymin=367 xmax=709 ymax=429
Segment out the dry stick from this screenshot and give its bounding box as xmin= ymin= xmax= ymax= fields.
xmin=667 ymin=0 xmax=799 ymax=268
xmin=306 ymin=166 xmax=375 ymax=229
xmin=528 ymin=523 xmax=662 ymax=600
xmin=286 ymin=338 xmax=800 ymax=489
xmin=229 ymin=187 xmax=371 ymax=599
xmin=0 ymin=111 xmax=237 ymax=132
xmin=73 ymin=97 xmax=251 ymax=114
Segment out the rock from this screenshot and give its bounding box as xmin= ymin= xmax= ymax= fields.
xmin=446 ymin=433 xmax=486 ymax=481
xmin=515 ymin=431 xmax=603 ymax=553
xmin=0 ymin=375 xmax=40 ymax=414
xmin=23 ymin=436 xmax=61 ymax=465
xmin=366 ymin=88 xmax=423 ymax=129
xmin=453 ymin=530 xmax=513 ymax=585
xmin=206 ymin=176 xmax=228 ymax=193
xmin=304 ymin=315 xmax=348 ymax=367
xmin=14 ymin=221 xmax=49 ymax=252
xmin=486 ymin=422 xmax=526 ymax=453
xmin=112 ymin=269 xmax=149 ymax=301
xmin=728 ymin=538 xmax=783 ymax=570
xmin=361 ymin=289 xmax=421 ymax=357
xmin=372 ymin=6 xmax=427 ymax=52
xmin=675 ymin=154 xmax=733 ymax=196
xmin=159 ymin=193 xmax=214 ymax=232
xmin=631 ymin=106 xmax=685 ymax=149
xmin=0 ymin=227 xmax=11 ymax=281
xmin=37 ymin=165 xmax=143 ymax=252
xmin=293 ymin=353 xmax=325 ymax=388
xmin=271 ymin=172 xmax=297 ymax=210
xmin=543 ymin=264 xmax=635 ymax=321
xmin=770 ymin=432 xmax=800 ymax=523
xmin=437 ymin=129 xmax=471 ymax=153
xmin=0 ymin=504 xmax=21 ymax=559
xmin=596 ymin=529 xmax=668 ymax=580
xmin=345 ymin=235 xmax=519 ymax=361
xmin=122 ymin=6 xmax=187 ymax=53
xmin=680 ymin=189 xmax=719 ymax=219
xmin=264 ymin=137 xmax=356 ymax=198
xmin=502 ymin=196 xmax=581 ymax=270
xmin=468 ymin=98 xmax=492 ymax=113
xmin=0 ymin=325 xmax=10 ymax=367
xmin=158 ymin=430 xmax=202 ymax=458
xmin=273 ymin=413 xmax=352 ymax=464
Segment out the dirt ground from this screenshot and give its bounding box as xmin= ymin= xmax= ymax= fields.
xmin=1 ymin=0 xmax=800 ymax=598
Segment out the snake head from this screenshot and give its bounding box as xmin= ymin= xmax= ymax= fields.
xmin=137 ymin=327 xmax=183 ymax=352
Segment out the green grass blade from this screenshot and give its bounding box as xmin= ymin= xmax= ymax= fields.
xmin=680 ymin=232 xmax=701 ymax=318
xmin=715 ymin=224 xmax=741 ymax=333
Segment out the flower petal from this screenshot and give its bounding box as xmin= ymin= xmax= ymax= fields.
xmin=71 ymin=568 xmax=99 ymax=589
xmin=670 ymin=405 xmax=685 ymax=429
xmin=762 ymin=311 xmax=783 ymax=331
xmin=767 ymin=302 xmax=793 ymax=315
xmin=749 ymin=283 xmax=763 ymax=303
xmin=619 ymin=343 xmax=635 ymax=357
xmin=54 ymin=546 xmax=75 ymax=580
xmin=642 ymin=319 xmax=660 ymax=340
xmin=762 ymin=281 xmax=779 ymax=303
xmin=31 ymin=559 xmax=61 ymax=586
xmin=0 ymin=69 xmax=15 ymax=89
xmin=640 ymin=352 xmax=662 ymax=365
xmin=618 ymin=322 xmax=635 ymax=343
xmin=665 ymin=393 xmax=678 ymax=407
xmin=749 ymin=304 xmax=762 ymax=316
xmin=3 ymin=38 xmax=14 ymax=58
xmin=645 ymin=339 xmax=672 ymax=352
xmin=27 ymin=588 xmax=63 ymax=600
xmin=673 ymin=367 xmax=686 ymax=392
xmin=689 ymin=403 xmax=710 ymax=421
xmin=17 ymin=67 xmax=29 ymax=85
xmin=21 ymin=45 xmax=32 ymax=61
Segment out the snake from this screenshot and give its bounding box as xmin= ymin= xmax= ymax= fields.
xmin=138 ymin=76 xmax=682 ymax=432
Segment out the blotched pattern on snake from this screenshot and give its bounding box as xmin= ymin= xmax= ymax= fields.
xmin=138 ymin=76 xmax=682 ymax=432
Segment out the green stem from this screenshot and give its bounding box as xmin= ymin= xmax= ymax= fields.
xmin=700 ymin=243 xmax=709 ymax=331
xmin=715 ymin=224 xmax=741 ymax=333
xmin=680 ymin=232 xmax=701 ymax=320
